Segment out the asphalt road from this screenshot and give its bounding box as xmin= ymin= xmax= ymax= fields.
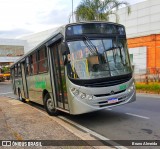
xmin=63 ymin=94 xmax=160 ymax=140
xmin=0 ymin=81 xmax=12 ymax=93
xmin=1 ymin=81 xmax=160 ymax=148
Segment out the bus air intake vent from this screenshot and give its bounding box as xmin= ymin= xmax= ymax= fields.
xmin=94 ymin=89 xmax=126 ymax=97
xmin=84 ymin=76 xmax=131 ymax=87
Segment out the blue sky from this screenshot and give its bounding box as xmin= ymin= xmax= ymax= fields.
xmin=0 ymin=0 xmax=146 ymax=39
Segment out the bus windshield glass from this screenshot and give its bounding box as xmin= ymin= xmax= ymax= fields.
xmin=67 ymin=38 xmax=132 ymax=79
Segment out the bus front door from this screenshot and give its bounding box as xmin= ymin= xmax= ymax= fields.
xmin=50 ymin=42 xmax=69 ymax=111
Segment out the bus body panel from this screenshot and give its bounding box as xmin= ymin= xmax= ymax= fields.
xmin=26 ymin=72 xmax=52 ymax=105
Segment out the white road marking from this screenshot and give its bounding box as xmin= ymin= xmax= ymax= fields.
xmin=125 ymin=113 xmax=150 ymax=120
xmin=59 ymin=116 xmax=128 ymax=149
xmin=25 ymin=103 xmax=128 ymax=149
xmin=29 ymin=107 xmax=121 ymax=148
xmin=0 ymin=92 xmax=13 ymax=95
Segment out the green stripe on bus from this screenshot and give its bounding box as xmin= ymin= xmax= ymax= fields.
xmin=35 ymin=81 xmax=46 ymax=89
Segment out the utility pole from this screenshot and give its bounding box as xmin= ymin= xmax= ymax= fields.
xmin=72 ymin=0 xmax=74 ymax=22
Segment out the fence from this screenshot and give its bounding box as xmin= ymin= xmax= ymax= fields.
xmin=134 ymin=67 xmax=160 ymax=83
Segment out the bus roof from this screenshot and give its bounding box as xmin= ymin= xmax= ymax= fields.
xmin=10 ymin=25 xmax=65 ymax=68
xmin=11 ymin=21 xmax=124 ymax=68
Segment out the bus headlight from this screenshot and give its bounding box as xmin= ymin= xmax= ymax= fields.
xmin=70 ymin=88 xmax=93 ymax=100
xmin=74 ymin=90 xmax=79 ymax=96
xmin=81 ymin=93 xmax=86 ymax=99
xmin=71 ymin=88 xmax=79 ymax=96
xmin=127 ymin=82 xmax=135 ymax=93
xmin=88 ymin=95 xmax=93 ymax=100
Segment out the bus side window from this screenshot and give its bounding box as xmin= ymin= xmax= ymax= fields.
xmin=26 ymin=57 xmax=30 ymax=76
xmin=38 ymin=47 xmax=48 ymax=73
xmin=30 ymin=55 xmax=33 ymax=75
xmin=30 ymin=52 xmax=38 ymax=75
xmin=33 ymin=52 xmax=38 ymax=74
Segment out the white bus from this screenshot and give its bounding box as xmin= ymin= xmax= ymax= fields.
xmin=11 ymin=21 xmax=136 ymax=115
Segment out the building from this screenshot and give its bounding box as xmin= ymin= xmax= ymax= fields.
xmin=0 ymin=28 xmax=56 ymax=72
xmin=0 ymin=39 xmax=27 ymax=72
xmin=110 ymin=0 xmax=160 ymax=74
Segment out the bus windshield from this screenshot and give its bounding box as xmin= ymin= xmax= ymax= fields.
xmin=67 ymin=38 xmax=132 ymax=79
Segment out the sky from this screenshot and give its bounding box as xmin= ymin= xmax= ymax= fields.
xmin=0 ymin=0 xmax=146 ymax=39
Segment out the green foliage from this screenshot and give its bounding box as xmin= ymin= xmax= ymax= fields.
xmin=1 ymin=67 xmax=10 ymax=73
xmin=75 ymin=0 xmax=131 ymax=22
xmin=136 ymin=83 xmax=160 ymax=94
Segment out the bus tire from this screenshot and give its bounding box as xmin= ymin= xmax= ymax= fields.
xmin=18 ymin=89 xmax=25 ymax=103
xmin=44 ymin=93 xmax=58 ymax=116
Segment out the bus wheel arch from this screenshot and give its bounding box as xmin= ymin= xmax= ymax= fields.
xmin=43 ymin=90 xmax=59 ymax=116
xmin=42 ymin=89 xmax=49 ymax=101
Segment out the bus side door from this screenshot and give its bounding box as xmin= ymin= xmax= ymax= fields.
xmin=21 ymin=61 xmax=29 ymax=99
xmin=49 ymin=41 xmax=69 ymax=111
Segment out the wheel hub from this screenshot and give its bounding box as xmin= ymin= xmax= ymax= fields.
xmin=47 ymin=98 xmax=54 ymax=111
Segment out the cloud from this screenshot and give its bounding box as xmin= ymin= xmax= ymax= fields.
xmin=37 ymin=9 xmax=70 ymax=25
xmin=0 ymin=0 xmax=80 ymax=38
xmin=0 ymin=0 xmax=145 ymax=39
xmin=0 ymin=29 xmax=33 ymax=39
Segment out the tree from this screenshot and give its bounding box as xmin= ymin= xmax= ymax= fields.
xmin=75 ymin=0 xmax=131 ymax=22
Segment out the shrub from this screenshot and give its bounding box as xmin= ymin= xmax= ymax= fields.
xmin=136 ymin=83 xmax=160 ymax=94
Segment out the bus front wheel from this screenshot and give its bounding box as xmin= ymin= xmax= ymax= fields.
xmin=44 ymin=93 xmax=58 ymax=116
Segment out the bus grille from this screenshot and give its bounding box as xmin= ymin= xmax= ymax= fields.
xmin=84 ymin=77 xmax=130 ymax=87
xmin=94 ymin=89 xmax=126 ymax=97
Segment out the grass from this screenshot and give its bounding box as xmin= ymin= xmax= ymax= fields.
xmin=136 ymin=82 xmax=160 ymax=94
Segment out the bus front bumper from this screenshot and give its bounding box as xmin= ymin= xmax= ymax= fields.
xmin=69 ymin=89 xmax=136 ymax=115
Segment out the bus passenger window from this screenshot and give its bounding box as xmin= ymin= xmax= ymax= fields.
xmin=14 ymin=65 xmax=18 ymax=78
xmin=30 ymin=52 xmax=38 ymax=75
xmin=30 ymin=55 xmax=33 ymax=75
xmin=26 ymin=57 xmax=30 ymax=76
xmin=38 ymin=47 xmax=48 ymax=73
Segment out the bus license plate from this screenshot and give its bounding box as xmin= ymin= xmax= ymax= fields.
xmin=108 ymin=98 xmax=118 ymax=104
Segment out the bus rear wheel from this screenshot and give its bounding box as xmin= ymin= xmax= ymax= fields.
xmin=44 ymin=93 xmax=58 ymax=116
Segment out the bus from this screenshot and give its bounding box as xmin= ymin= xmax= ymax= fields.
xmin=11 ymin=21 xmax=136 ymax=115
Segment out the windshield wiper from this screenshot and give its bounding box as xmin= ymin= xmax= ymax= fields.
xmin=104 ymin=46 xmax=126 ymax=66
xmin=82 ymin=35 xmax=99 ymax=55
